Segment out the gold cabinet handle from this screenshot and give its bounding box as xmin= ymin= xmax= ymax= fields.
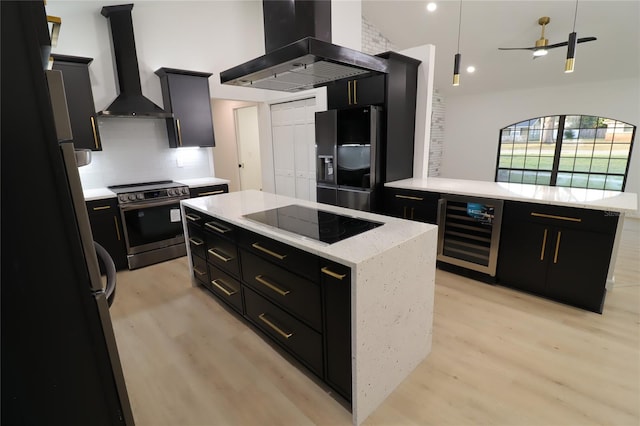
xmin=185 ymin=213 xmax=201 ymax=221
xmin=208 ymin=248 xmax=232 ymax=262
xmin=205 ymin=221 xmax=231 ymax=234
xmin=47 ymin=15 xmax=62 ymax=47
xmin=211 ymin=279 xmax=238 ymax=296
xmin=251 ymin=243 xmax=287 ymax=260
xmin=395 ymin=194 xmax=424 ymax=201
xmin=403 ymin=206 xmax=408 ymax=219
xmin=92 ymin=205 xmax=110 ymax=211
xmin=113 ymin=216 xmax=121 ymax=241
xmin=90 ymin=116 xmax=99 ymax=149
xmin=553 ymin=231 xmax=562 ymax=264
xmin=540 ymin=228 xmax=548 ymax=261
xmin=193 ymin=267 xmax=207 ymax=276
xmin=321 ymin=267 xmax=346 ymax=280
xmin=258 ymin=313 xmax=293 ymax=339
xmin=353 ymin=79 xmax=357 ymax=104
xmin=410 ymin=207 xmax=415 ymax=220
xmin=531 ymin=212 xmax=582 ymax=223
xmin=176 ymin=118 xmax=183 ymax=147
xmin=255 ymin=275 xmax=290 ymax=296
xmin=348 ymin=80 xmax=352 ymax=105
xmin=189 ymin=237 xmax=204 ymax=246
xmin=199 ymin=190 xmax=225 ymax=197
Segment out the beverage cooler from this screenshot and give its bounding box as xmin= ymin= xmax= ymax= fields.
xmin=437 ymin=195 xmax=504 ymax=276
xmin=315 ymin=106 xmax=381 ymax=212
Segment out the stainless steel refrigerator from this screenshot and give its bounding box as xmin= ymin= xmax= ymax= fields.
xmin=316 ymin=105 xmax=382 ymax=211
xmin=1 ymin=2 xmax=134 ymax=424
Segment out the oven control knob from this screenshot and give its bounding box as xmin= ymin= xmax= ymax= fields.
xmin=119 ymin=195 xmax=127 ymax=203
xmin=181 ymin=187 xmax=189 ymax=195
xmin=136 ymin=193 xmax=144 ymax=200
xmin=168 ymin=189 xmax=175 ymax=196
xmin=128 ymin=194 xmax=136 ymax=201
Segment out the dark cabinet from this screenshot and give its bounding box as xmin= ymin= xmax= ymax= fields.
xmin=155 ymin=68 xmax=215 ymax=148
xmin=51 ymin=54 xmax=102 ymax=150
xmin=383 ymin=188 xmax=439 ymax=224
xmin=189 ymin=184 xmax=228 ymax=198
xmin=327 ymin=74 xmax=385 ymax=110
xmin=497 ymin=201 xmax=618 ymax=313
xmin=86 ymin=199 xmax=127 ymax=272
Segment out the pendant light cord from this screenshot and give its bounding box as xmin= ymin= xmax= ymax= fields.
xmin=457 ymin=0 xmax=463 ymax=53
xmin=572 ymin=0 xmax=578 ymax=31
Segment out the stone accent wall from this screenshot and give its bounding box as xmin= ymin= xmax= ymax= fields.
xmin=361 ymin=16 xmax=397 ymax=54
xmin=429 ymin=89 xmax=445 ymax=177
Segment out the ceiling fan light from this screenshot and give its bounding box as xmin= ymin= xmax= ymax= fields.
xmin=533 ymin=49 xmax=548 ymax=57
xmin=453 ymin=53 xmax=461 ymax=86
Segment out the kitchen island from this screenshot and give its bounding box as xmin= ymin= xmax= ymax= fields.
xmin=181 ymin=190 xmax=437 ymax=425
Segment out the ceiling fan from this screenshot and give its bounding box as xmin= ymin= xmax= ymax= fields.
xmin=498 ymin=16 xmax=597 ymax=57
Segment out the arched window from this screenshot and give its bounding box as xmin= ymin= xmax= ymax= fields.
xmin=496 ymin=115 xmax=635 ymax=191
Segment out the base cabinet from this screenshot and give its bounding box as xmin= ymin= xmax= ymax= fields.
xmin=184 ymin=207 xmax=353 ymax=401
xmin=86 ymin=199 xmax=127 ymax=272
xmin=189 ymin=184 xmax=228 ymax=198
xmin=383 ymin=188 xmax=439 ymax=224
xmin=497 ymin=201 xmax=618 ymax=313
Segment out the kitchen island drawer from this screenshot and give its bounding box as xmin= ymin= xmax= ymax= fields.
xmin=205 ymin=232 xmax=240 ymax=277
xmin=184 ymin=207 xmax=206 ymax=227
xmin=203 ymin=217 xmax=236 ymax=242
xmin=187 ymin=224 xmax=207 ymax=259
xmin=238 ymin=229 xmax=319 ymax=282
xmin=241 ymin=250 xmax=321 ymax=332
xmin=192 ymin=254 xmax=209 ymax=285
xmin=206 ymin=264 xmax=242 ymax=313
xmin=244 ymin=287 xmax=323 ymax=377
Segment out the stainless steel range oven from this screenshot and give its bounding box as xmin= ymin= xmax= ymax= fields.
xmin=109 ymin=181 xmax=190 ymax=269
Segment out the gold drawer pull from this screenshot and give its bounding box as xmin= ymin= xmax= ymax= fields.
xmin=193 ymin=267 xmax=206 ymax=276
xmin=189 ymin=237 xmax=204 ymax=246
xmin=251 ymin=243 xmax=287 ymax=260
xmin=185 ymin=213 xmax=201 ymax=221
xmin=47 ymin=15 xmax=62 ymax=47
xmin=205 ymin=221 xmax=231 ymax=234
xmin=199 ymin=190 xmax=225 ymax=196
xmin=348 ymin=80 xmax=352 ymax=105
xmin=113 ymin=216 xmax=121 ymax=241
xmin=92 ymin=205 xmax=110 ymax=211
xmin=258 ymin=313 xmax=293 ymax=339
xmin=353 ymin=79 xmax=358 ymax=104
xmin=530 ymin=212 xmax=582 ymax=223
xmin=554 ymin=231 xmax=562 ymax=264
xmin=540 ymin=228 xmax=548 ymax=261
xmin=211 ymin=279 xmax=238 ymax=296
xmin=176 ymin=118 xmax=183 ymax=147
xmin=255 ymin=275 xmax=290 ymax=296
xmin=208 ymin=248 xmax=232 ymax=262
xmin=395 ymin=194 xmax=424 ymax=201
xmin=90 ymin=116 xmax=99 ymax=149
xmin=321 ymin=267 xmax=346 ymax=280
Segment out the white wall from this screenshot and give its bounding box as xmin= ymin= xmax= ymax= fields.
xmin=441 ymin=77 xmax=640 ymax=214
xmin=46 ymin=1 xmax=267 ymax=188
xmin=332 ymin=0 xmax=362 ymax=50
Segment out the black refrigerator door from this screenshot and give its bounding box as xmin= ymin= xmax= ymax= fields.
xmin=1 ymin=3 xmax=133 ymax=425
xmin=315 ymin=109 xmax=337 ymax=186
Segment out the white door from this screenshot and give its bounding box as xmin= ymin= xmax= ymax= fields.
xmin=234 ymin=106 xmax=262 ymax=191
xmin=270 ymin=98 xmax=319 ymax=201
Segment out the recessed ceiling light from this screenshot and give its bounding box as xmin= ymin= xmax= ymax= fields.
xmin=466 ymin=66 xmax=476 ymax=73
xmin=426 ymin=2 xmax=437 ymax=12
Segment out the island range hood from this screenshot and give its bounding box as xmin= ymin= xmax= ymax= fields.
xmin=220 ymin=0 xmax=388 ymax=92
xmin=98 ymin=4 xmax=171 ymax=118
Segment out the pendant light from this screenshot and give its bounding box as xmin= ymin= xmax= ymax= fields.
xmin=565 ymin=0 xmax=579 ymax=73
xmin=453 ymin=0 xmax=463 ymax=86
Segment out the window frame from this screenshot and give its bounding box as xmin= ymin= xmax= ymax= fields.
xmin=495 ymin=114 xmax=636 ymax=191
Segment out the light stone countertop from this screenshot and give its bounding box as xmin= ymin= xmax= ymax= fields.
xmin=181 ymin=190 xmax=437 ymax=425
xmin=83 ymin=188 xmax=116 ymax=201
xmin=175 ymin=177 xmax=230 ymax=188
xmin=386 ymin=177 xmax=638 ymax=213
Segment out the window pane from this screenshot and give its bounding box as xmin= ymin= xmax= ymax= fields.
xmin=590 ymin=157 xmax=609 ymax=173
xmin=573 ymin=157 xmax=592 ymax=172
xmin=511 ymin=155 xmax=525 ymax=169
xmin=539 ymin=155 xmax=554 ymax=170
xmin=496 ymin=169 xmax=510 ymax=182
xmin=522 ymin=171 xmax=537 ymax=184
xmin=565 ymin=115 xmax=581 ymax=129
xmin=608 ymin=158 xmax=627 ymax=174
xmin=587 ymin=174 xmax=607 ymax=190
xmin=558 ymin=157 xmax=575 ymax=171
xmin=605 ymin=175 xmax=624 ymax=191
xmin=536 ymin=172 xmax=551 ymax=185
xmin=556 ymin=172 xmax=573 ymax=187
xmin=571 ymin=173 xmax=589 ymax=188
xmin=509 ymin=170 xmax=524 ymax=183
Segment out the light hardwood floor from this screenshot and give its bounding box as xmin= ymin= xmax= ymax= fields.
xmin=111 ymin=218 xmax=640 ymax=426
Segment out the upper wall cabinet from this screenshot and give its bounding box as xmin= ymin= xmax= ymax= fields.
xmin=327 ymin=74 xmax=385 ymax=110
xmin=51 ymin=54 xmax=102 ymax=151
xmin=155 ymin=68 xmax=215 ymax=148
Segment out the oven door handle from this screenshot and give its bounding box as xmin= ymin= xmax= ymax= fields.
xmin=119 ymin=198 xmax=186 ymax=211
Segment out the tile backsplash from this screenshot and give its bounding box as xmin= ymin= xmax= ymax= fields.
xmin=78 ymin=118 xmax=214 ymax=189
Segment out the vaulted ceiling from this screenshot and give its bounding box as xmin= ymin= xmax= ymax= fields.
xmin=362 ymin=0 xmax=639 ymax=96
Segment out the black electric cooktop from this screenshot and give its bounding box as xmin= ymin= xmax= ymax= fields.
xmin=243 ymin=204 xmax=383 ymax=244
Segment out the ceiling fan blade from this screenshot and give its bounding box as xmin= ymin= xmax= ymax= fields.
xmin=546 ymin=36 xmax=597 ymax=50
xmin=577 ymin=36 xmax=597 ymax=43
xmin=498 ymin=47 xmax=536 ymax=51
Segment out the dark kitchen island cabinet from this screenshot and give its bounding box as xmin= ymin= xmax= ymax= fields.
xmin=51 ymin=54 xmax=102 ymax=151
xmin=86 ymin=198 xmax=128 ymax=272
xmin=182 ymin=190 xmax=437 ymax=425
xmin=155 ymin=68 xmax=215 ymax=148
xmin=497 ymin=201 xmax=618 ymax=313
xmin=383 ymin=187 xmax=439 ymax=224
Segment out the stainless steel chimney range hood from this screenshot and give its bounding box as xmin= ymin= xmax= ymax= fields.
xmin=220 ymin=0 xmax=388 ymax=93
xmin=98 ymin=4 xmax=171 ymax=118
